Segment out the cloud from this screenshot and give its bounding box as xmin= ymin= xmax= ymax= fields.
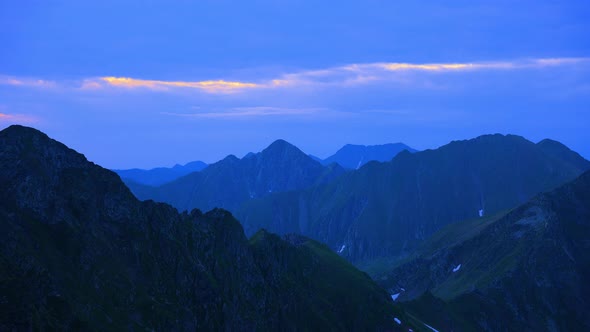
xmin=74 ymin=57 xmax=590 ymax=94
xmin=265 ymin=57 xmax=590 ymax=88
xmin=2 ymin=57 xmax=588 ymax=95
xmin=0 ymin=76 xmax=56 ymax=88
xmin=95 ymin=76 xmax=260 ymax=93
xmin=380 ymin=63 xmax=476 ymax=71
xmin=533 ymin=57 xmax=589 ymax=67
xmin=80 ymin=80 xmax=103 ymax=90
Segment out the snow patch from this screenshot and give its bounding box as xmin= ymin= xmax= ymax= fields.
xmin=391 ymin=293 xmax=400 ymax=301
xmin=423 ymin=323 xmax=440 ymax=332
xmin=337 ymin=244 xmax=346 ymax=254
xmin=453 ymin=264 xmax=462 ymax=273
xmin=394 ymin=317 xmax=401 ymax=325
xmin=479 ymin=209 xmax=484 ymax=217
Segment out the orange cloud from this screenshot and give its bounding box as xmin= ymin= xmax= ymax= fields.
xmin=99 ymin=76 xmax=259 ymax=93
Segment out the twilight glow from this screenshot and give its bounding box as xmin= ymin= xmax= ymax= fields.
xmin=0 ymin=1 xmax=588 ymax=168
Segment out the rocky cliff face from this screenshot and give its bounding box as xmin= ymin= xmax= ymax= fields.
xmin=0 ymin=125 xmax=393 ymax=331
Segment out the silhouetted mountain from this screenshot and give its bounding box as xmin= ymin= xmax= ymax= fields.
xmin=322 ymin=143 xmax=416 ymax=169
xmin=0 ymin=126 xmax=394 ymax=331
xmin=237 ymin=134 xmax=590 ymax=264
xmin=382 ymin=170 xmax=590 ymax=331
xmin=114 ymin=160 xmax=207 ymax=186
xmin=128 ymin=139 xmax=346 ymax=213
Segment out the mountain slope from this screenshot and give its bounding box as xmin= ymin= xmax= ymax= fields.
xmin=323 ymin=143 xmax=417 ymax=169
xmin=237 ymin=134 xmax=590 ymax=263
xmin=114 ymin=160 xmax=208 ymax=186
xmin=0 ymin=125 xmax=394 ymax=331
xmin=129 ymin=139 xmax=346 ymax=213
xmin=383 ymin=170 xmax=590 ymax=331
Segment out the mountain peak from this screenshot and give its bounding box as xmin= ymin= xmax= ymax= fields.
xmin=537 ymin=138 xmax=570 ymax=149
xmin=0 ymin=124 xmax=89 ymax=171
xmin=1 ymin=124 xmax=48 ymax=139
xmin=262 ymin=139 xmax=304 ymax=156
xmin=536 ymin=138 xmax=590 ymax=170
xmin=474 ymin=133 xmax=527 ymax=142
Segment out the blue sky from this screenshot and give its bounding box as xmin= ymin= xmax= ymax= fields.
xmin=1 ymin=0 xmax=589 ymax=168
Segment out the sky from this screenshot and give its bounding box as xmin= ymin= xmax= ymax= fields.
xmin=1 ymin=0 xmax=589 ymax=169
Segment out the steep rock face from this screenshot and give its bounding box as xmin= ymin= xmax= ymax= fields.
xmin=129 ymin=139 xmax=346 ymax=213
xmin=383 ymin=171 xmax=590 ymax=332
xmin=0 ymin=126 xmax=393 ymax=331
xmin=322 ymin=143 xmax=416 ymax=169
xmin=237 ymin=134 xmax=590 ymax=263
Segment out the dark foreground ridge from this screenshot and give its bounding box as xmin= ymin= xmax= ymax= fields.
xmin=0 ymin=125 xmax=394 ymax=331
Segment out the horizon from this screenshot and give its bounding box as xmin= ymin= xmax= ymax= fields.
xmin=3 ymin=124 xmax=586 ymax=170
xmin=1 ymin=1 xmax=589 ymax=168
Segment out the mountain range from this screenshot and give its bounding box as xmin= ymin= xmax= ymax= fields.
xmin=384 ymin=170 xmax=590 ymax=331
xmin=3 ymin=125 xmax=589 ymax=331
xmin=113 ymin=160 xmax=208 ymax=186
xmin=236 ymin=134 xmax=590 ymax=264
xmin=115 ymin=142 xmax=415 ymax=187
xmin=121 ymin=134 xmax=589 ymax=267
xmin=0 ymin=126 xmax=396 ymax=331
xmin=127 ymin=139 xmax=346 ymax=213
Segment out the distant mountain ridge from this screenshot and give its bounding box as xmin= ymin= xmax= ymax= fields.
xmin=128 ymin=139 xmax=346 ymax=213
xmin=114 ymin=160 xmax=207 ymax=186
xmin=236 ymin=134 xmax=590 ymax=264
xmin=322 ymin=143 xmax=417 ymax=169
xmin=115 ymin=141 xmax=415 ymax=188
xmin=0 ymin=125 xmax=395 ymax=331
xmin=384 ymin=170 xmax=590 ymax=331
